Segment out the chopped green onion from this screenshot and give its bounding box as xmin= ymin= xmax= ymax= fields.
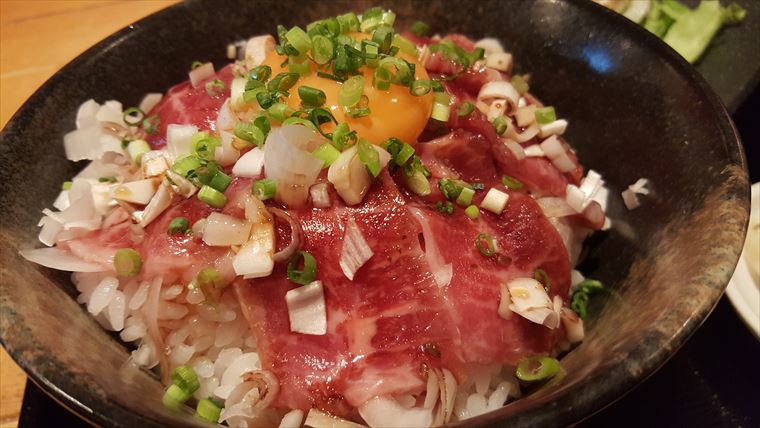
xmin=346 ymin=95 xmax=371 ymax=118
xmin=395 ymin=143 xmax=414 ymax=166
xmin=98 ymin=176 xmax=117 ymax=183
xmin=434 ymin=92 xmax=451 ymax=105
xmin=492 ymin=116 xmax=508 ymax=135
xmin=457 ymin=102 xmax=474 ymax=117
xmin=114 ymin=248 xmax=142 ymax=277
xmin=205 ymin=79 xmax=225 ymax=97
xmin=516 ymin=356 xmax=561 ymax=382
xmin=142 ymin=115 xmax=160 ymax=134
xmin=285 ymin=26 xmax=311 ymax=54
xmin=392 ymin=34 xmax=418 ymax=56
xmin=234 ymin=122 xmax=265 ymax=147
xmin=501 ymin=175 xmax=524 ymax=190
xmin=438 ymin=178 xmax=465 ymax=200
xmin=198 ymin=185 xmax=226 ymax=208
xmin=410 ymin=20 xmax=430 ymax=37
xmin=373 ymin=67 xmax=392 ymax=90
xmin=436 ymin=201 xmax=454 ymax=215
xmin=288 ymin=57 xmax=311 ymax=76
xmin=377 ymin=56 xmax=413 ymax=86
xmin=298 ymin=86 xmax=327 ymax=107
xmin=127 ymin=139 xmax=150 ymax=165
xmin=311 ymin=35 xmax=334 ymax=64
xmin=267 ymin=102 xmax=295 ymax=122
xmin=431 ymin=102 xmax=451 ymax=122
xmin=470 ymin=182 xmax=485 ymax=190
xmin=282 ymin=116 xmax=318 ymax=130
xmin=337 ymin=12 xmax=360 ymax=33
xmin=358 ymin=139 xmax=381 ymax=177
xmin=252 ymin=178 xmax=276 ymax=201
xmin=456 ymin=187 xmax=475 ymax=206
xmin=168 ymin=217 xmax=190 ymax=235
xmin=195 ymin=398 xmax=223 ymax=423
xmin=171 ymin=365 xmax=200 ymax=393
xmin=287 ymin=250 xmax=317 ymax=285
xmin=317 ymin=71 xmax=346 ymax=82
xmin=162 ymin=384 xmax=191 ymax=411
xmin=191 ymin=60 xmax=203 ymax=69
xmin=410 ymin=79 xmax=432 ymax=96
xmin=535 ymin=106 xmax=556 ymax=124
xmin=338 ymin=75 xmax=364 ymax=107
xmin=404 ymin=169 xmax=431 ymax=196
xmin=533 ymin=268 xmax=551 ymax=291
xmin=571 ymin=279 xmax=605 ymax=319
xmin=332 ymin=123 xmax=357 ymax=150
xmin=243 ymin=79 xmax=266 ymax=103
xmin=431 ymin=80 xmax=444 ymax=92
xmin=465 ymin=205 xmax=479 ymax=219
xmin=249 ymin=65 xmax=272 ymax=82
xmin=475 ymin=233 xmax=496 ymax=257
xmin=208 ymin=170 xmax=231 ymax=193
xmin=511 ymin=75 xmax=530 ymax=95
xmin=171 ymin=155 xmax=202 ymax=177
xmin=191 ymin=132 xmax=220 ymax=160
xmin=267 ymin=72 xmax=300 ymax=93
xmin=122 ymin=107 xmax=145 ymax=126
xmin=312 ymin=143 xmax=341 ymax=167
xmin=196 ymin=267 xmax=222 ymax=302
xmin=372 ymin=26 xmax=394 ymax=54
xmin=62 ymin=181 xmax=73 ymax=190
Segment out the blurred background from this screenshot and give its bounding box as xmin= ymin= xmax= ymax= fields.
xmin=0 ymin=1 xmax=757 ymax=427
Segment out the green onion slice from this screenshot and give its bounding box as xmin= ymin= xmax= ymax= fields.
xmin=252 ymin=178 xmax=276 ymax=200
xmin=267 ymin=102 xmax=295 ymax=122
xmin=410 ymin=79 xmax=432 ymax=96
xmin=205 ymin=79 xmax=225 ymax=97
xmin=411 ymin=20 xmax=430 ymax=37
xmin=162 ymin=384 xmax=192 ymax=411
xmin=267 ymin=72 xmax=300 ymax=93
xmin=198 ymin=185 xmax=227 ymax=208
xmin=195 ymin=398 xmax=223 ymax=423
xmin=516 ymin=356 xmax=561 ymax=382
xmin=142 ymin=115 xmax=160 ymax=134
xmin=511 ymin=74 xmax=529 ymax=95
xmin=298 ymin=86 xmax=327 ymax=107
xmin=338 ymin=75 xmax=365 ymax=107
xmin=311 ymin=35 xmax=334 ymax=65
xmin=122 ymin=107 xmax=145 ymax=126
xmin=492 ymin=116 xmax=508 ymax=135
xmin=501 ymin=175 xmax=524 ymax=190
xmin=168 ymin=217 xmax=190 ymax=235
xmin=533 ymin=268 xmax=551 ymax=291
xmin=191 ymin=132 xmax=220 ymax=160
xmin=171 ymin=155 xmax=202 ymax=178
xmin=62 ymin=181 xmax=73 ymax=190
xmin=456 ymin=187 xmax=475 ymax=206
xmin=465 ymin=205 xmax=479 ymax=219
xmin=358 ymin=139 xmax=381 ymax=177
xmin=312 ymin=143 xmax=341 ymax=167
xmin=234 ymin=122 xmax=265 ymax=147
xmin=535 ymin=106 xmax=556 ymax=124
xmin=171 ymin=365 xmax=200 ymax=393
xmin=287 ymin=251 xmax=317 ymax=285
xmin=285 ymin=26 xmax=312 ymax=54
xmin=457 ymin=102 xmax=475 ymax=117
xmin=475 ymin=233 xmax=496 ymax=257
xmin=249 ymin=65 xmax=272 ymax=82
xmin=208 ymin=170 xmax=232 ymax=193
xmin=114 ymin=248 xmax=142 ymax=277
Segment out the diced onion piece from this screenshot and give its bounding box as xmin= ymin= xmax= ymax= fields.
xmin=304 ymin=409 xmax=366 ymax=428
xmin=110 ymin=179 xmax=158 ymax=205
xmin=561 ymin=307 xmax=585 ymax=343
xmin=285 ymin=280 xmax=326 ymax=335
xmin=310 ymin=183 xmax=331 ymax=208
xmin=514 ymin=105 xmax=537 ymax=127
xmin=76 ymin=99 xmax=100 ymax=129
xmin=622 ymin=188 xmax=641 ymax=210
xmin=64 ymin=124 xmax=103 ymax=161
xmin=232 ymin=147 xmax=265 ymax=177
xmin=523 ymin=144 xmax=545 ymax=157
xmin=279 ymin=409 xmax=305 ymax=428
xmin=498 ymin=283 xmax=512 ymax=320
xmin=508 ymin=122 xmax=539 ymax=143
xmin=339 ymin=217 xmax=374 ymax=280
xmin=474 ymin=37 xmax=505 ymax=54
xmin=538 ymin=119 xmax=568 ymax=138
xmin=263 ymin=125 xmax=325 ymax=208
xmin=503 ymin=139 xmax=525 ymax=160
xmin=189 ymin=62 xmax=215 ymax=88
xmin=137 ymin=182 xmax=173 ymax=227
xmin=203 ymin=212 xmax=252 ymax=246
xmin=245 ymin=35 xmax=276 ymax=66
xmin=229 ymin=77 xmax=247 ymax=111
xmin=215 ymin=131 xmax=240 ymax=167
xmin=141 ymin=151 xmax=170 ymax=178
xmin=53 ymin=190 xmax=70 ymax=211
xmin=96 ymin=101 xmax=124 ymax=125
xmin=216 ymin=99 xmax=235 ymax=132
xmin=629 ymin=178 xmax=650 ymax=195
xmin=565 ymin=184 xmax=586 ymax=213
xmin=20 ymin=247 xmax=108 ymax=272
xmin=126 ymin=139 xmax=150 ymax=165
xmin=485 ymin=52 xmax=512 ymax=72
xmin=270 ymin=208 xmax=302 ymax=263
xmin=486 ymin=100 xmax=507 ymax=121
xmin=537 ymin=197 xmax=576 ymax=218
xmin=138 ymin=93 xmax=162 ymax=114
xmin=506 ymin=277 xmax=559 ymax=329
xmin=328 ymin=146 xmax=369 ymax=206
xmin=234 ymin=196 xmax=275 ymax=278
xmin=539 ymin=135 xmax=575 ymax=173
xmin=359 ymin=396 xmax=433 ymax=428
xmin=166 ymin=124 xmax=199 ymax=161
xmin=37 ymin=216 xmax=62 ymax=247
xmin=480 ymin=188 xmax=509 ymax=215
xmin=477 ymin=81 xmax=519 ymax=112
xmin=165 ymin=170 xmax=197 ymax=198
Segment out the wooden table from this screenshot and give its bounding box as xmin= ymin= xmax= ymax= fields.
xmin=0 ymin=2 xmax=178 ymax=426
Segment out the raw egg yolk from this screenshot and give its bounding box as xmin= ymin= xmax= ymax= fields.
xmin=261 ymin=37 xmax=433 ymax=145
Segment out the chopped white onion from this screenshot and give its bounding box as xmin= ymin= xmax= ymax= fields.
xmin=622 ymin=189 xmax=641 ymax=210
xmin=506 ymin=277 xmax=559 ymax=329
xmin=507 ymin=122 xmax=539 ymax=143
xmin=523 ymin=144 xmax=545 ymax=157
xmin=304 ymin=409 xmax=366 ymax=428
xmin=279 ymin=409 xmax=305 ymax=428
xmin=245 ymin=35 xmax=276 ymax=66
xmin=486 ymin=100 xmax=507 ymax=121
xmin=481 ymin=188 xmax=509 ymax=215
xmin=137 ymin=182 xmax=173 ymax=227
xmin=76 ymin=99 xmax=100 ymax=129
xmin=138 ymin=93 xmax=162 ymax=114
xmin=233 ymin=196 xmax=275 ymax=278
xmin=215 ymin=99 xmax=235 ymax=132
xmin=230 ymin=77 xmax=247 ymax=111
xmin=20 ymin=247 xmax=108 ymax=272
xmin=485 ymin=52 xmax=512 ymax=72
xmin=629 ymin=178 xmax=650 ymax=195
xmin=497 ymin=283 xmax=512 ymax=320
xmin=96 ymin=101 xmax=125 ymax=125
xmin=189 ymin=62 xmax=215 ymax=88
xmin=215 ymin=131 xmax=240 ymax=167
xmin=328 ymin=144 xmax=391 ymax=206
xmin=537 ymin=197 xmax=576 ymax=218
xmin=474 ymin=37 xmax=505 ymax=54
xmin=285 ymin=280 xmax=327 ymax=335
xmin=310 ymin=183 xmax=331 ymax=208
xmin=561 ymin=307 xmax=584 ymax=343
xmin=538 ymin=119 xmax=568 ymax=138
xmin=232 ymin=147 xmax=265 ymax=177
xmin=37 ymin=215 xmax=63 ymax=247
xmin=269 ymin=208 xmax=302 ymax=263
xmin=203 ymin=212 xmax=252 ymax=246
xmin=164 ymin=170 xmax=197 ymax=198
xmin=503 ymin=139 xmax=525 ymax=160
xmin=264 ymin=125 xmax=325 ymax=208
xmin=477 ymin=81 xmax=519 ymax=112
xmin=141 ymin=151 xmax=169 ymax=178
xmin=110 ymin=179 xmax=158 ymax=205
xmin=339 ymin=218 xmax=374 ymax=281
xmin=540 ymin=136 xmax=575 ymax=173
xmin=432 ymin=263 xmax=453 ymax=289
xmin=53 ymin=190 xmax=70 ymax=211
xmin=359 ymin=396 xmax=433 ymax=428
xmin=514 ymin=105 xmax=537 ymax=127
xmin=64 ymin=124 xmax=103 ymax=161
xmin=166 ymin=124 xmax=198 ymax=161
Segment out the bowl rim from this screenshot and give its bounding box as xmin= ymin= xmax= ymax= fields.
xmin=0 ymin=0 xmax=750 ymax=426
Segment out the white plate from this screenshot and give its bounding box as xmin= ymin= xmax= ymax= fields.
xmin=725 ymin=182 xmax=760 ymax=339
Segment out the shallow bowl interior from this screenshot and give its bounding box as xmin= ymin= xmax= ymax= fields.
xmin=0 ymin=0 xmax=749 ymax=426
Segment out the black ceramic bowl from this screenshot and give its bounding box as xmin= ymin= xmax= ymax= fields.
xmin=0 ymin=0 xmax=750 ymax=426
